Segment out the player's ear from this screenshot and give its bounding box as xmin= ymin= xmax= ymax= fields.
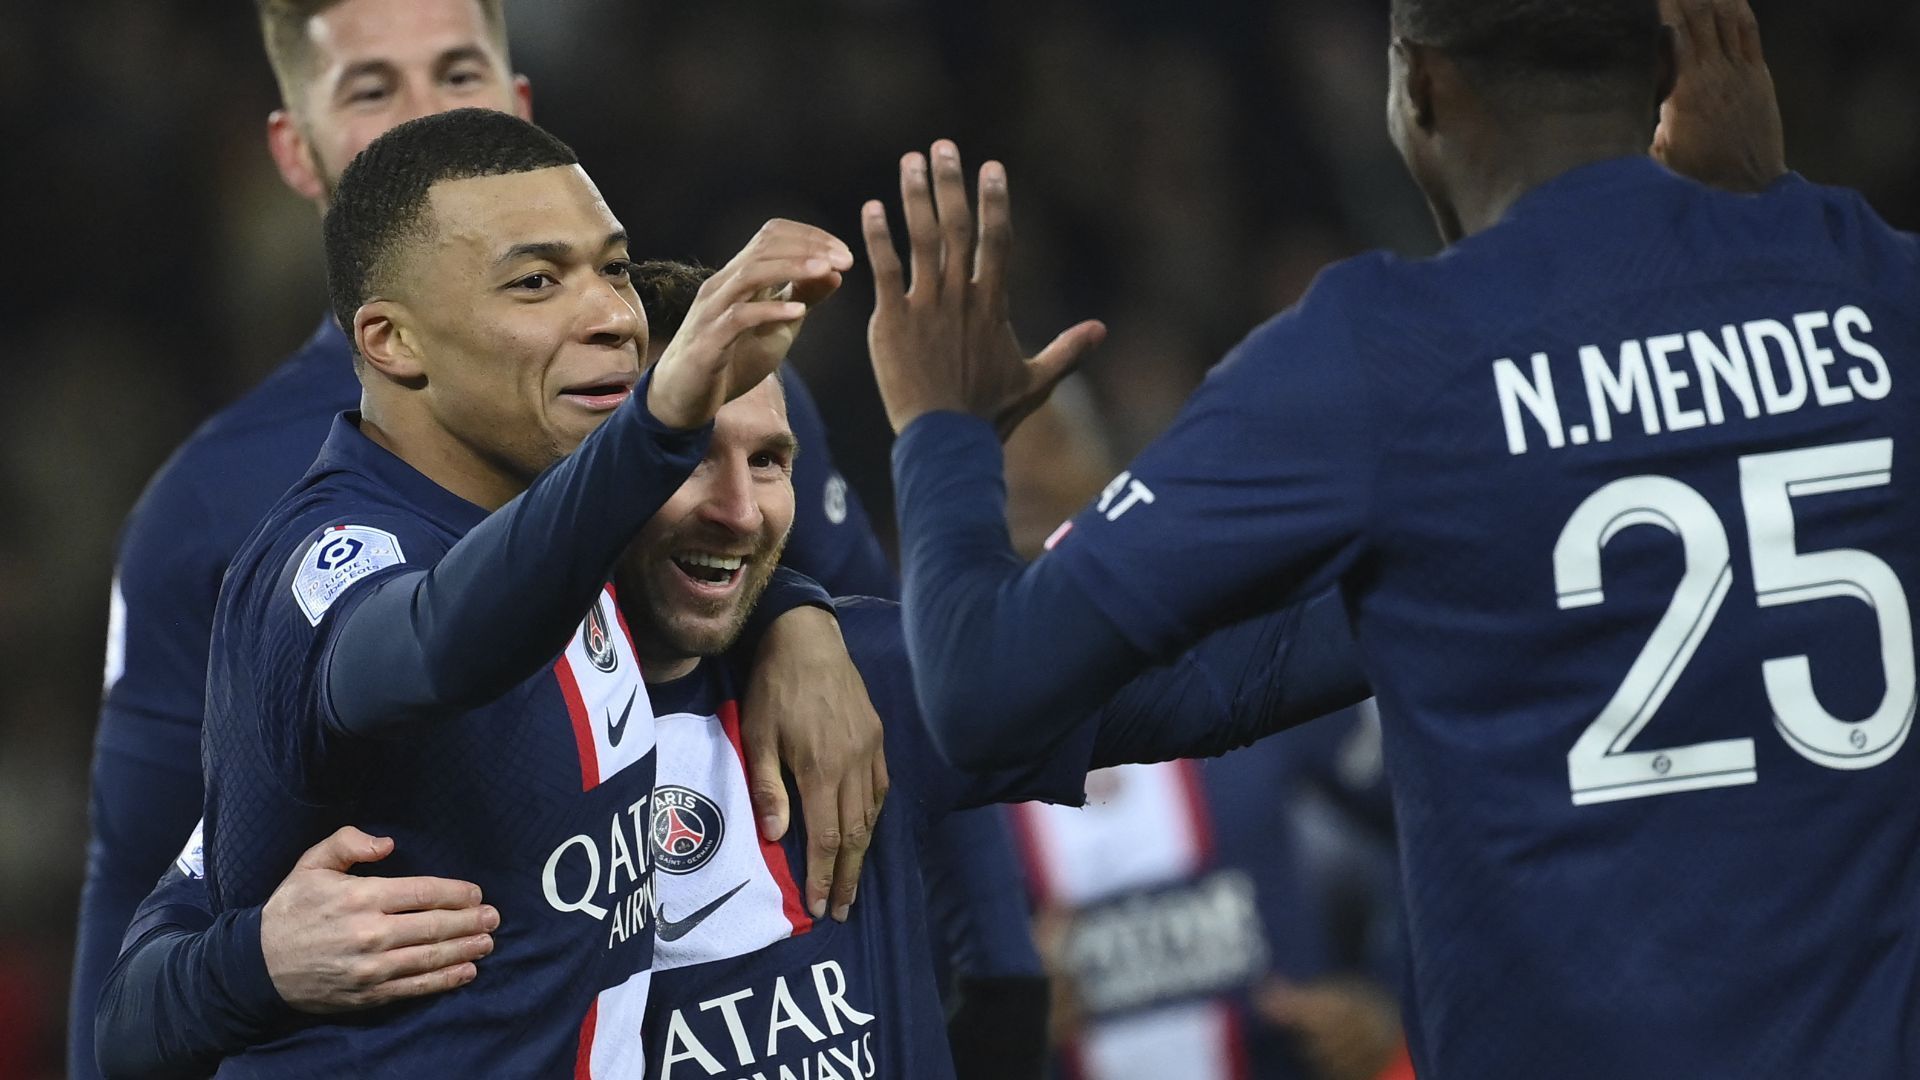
xmin=1393 ymin=39 xmax=1439 ymax=134
xmin=267 ymin=109 xmax=328 ymax=204
xmin=355 ymin=301 xmax=427 ymax=383
xmin=511 ymin=74 xmax=534 ymax=121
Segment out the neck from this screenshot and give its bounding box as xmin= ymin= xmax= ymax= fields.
xmin=359 ymin=400 xmax=526 ymax=511
xmin=640 ymin=654 xmax=702 ymax=684
xmin=1443 ymin=113 xmax=1653 ymax=242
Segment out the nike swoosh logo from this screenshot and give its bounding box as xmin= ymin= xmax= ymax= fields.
xmin=657 ymin=880 xmax=749 ymax=942
xmin=606 ymin=687 xmax=637 ymax=748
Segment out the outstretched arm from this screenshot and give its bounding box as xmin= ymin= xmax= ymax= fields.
xmin=868 ymin=145 xmax=1371 ymax=770
xmin=1086 ymin=588 xmax=1369 ymax=769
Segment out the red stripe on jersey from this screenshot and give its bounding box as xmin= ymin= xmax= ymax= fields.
xmin=574 ymin=998 xmax=598 ymax=1080
xmin=554 ymin=654 xmax=600 ymax=792
xmin=719 ymin=700 xmax=814 ymax=936
xmin=1059 ymin=1040 xmax=1089 ymax=1080
xmin=1375 ymin=1042 xmax=1418 ymax=1080
xmin=1223 ymin=1004 xmax=1252 ymax=1080
xmin=1173 ymin=759 xmax=1216 ymax=870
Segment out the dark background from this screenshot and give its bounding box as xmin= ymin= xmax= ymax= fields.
xmin=1 ymin=2 xmax=1915 ymax=1074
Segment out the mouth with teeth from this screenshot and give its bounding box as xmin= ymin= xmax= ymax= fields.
xmin=671 ymin=551 xmax=746 ymax=589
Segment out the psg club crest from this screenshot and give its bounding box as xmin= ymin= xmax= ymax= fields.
xmin=651 ymin=786 xmax=724 ymax=875
xmin=581 ymin=601 xmax=619 ymax=674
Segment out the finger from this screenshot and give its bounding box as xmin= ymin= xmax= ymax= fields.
xmin=376 ymin=904 xmax=501 ymax=949
xmin=368 ymin=875 xmax=485 ymax=914
xmin=717 ymin=299 xmax=810 ymax=334
xmin=1675 ymin=0 xmax=1718 ymax=65
xmin=370 ymin=933 xmax=496 ymax=982
xmin=929 ymin=140 xmax=974 ymax=296
xmin=1722 ymin=0 xmax=1763 ymax=63
xmin=862 ymin=201 xmax=906 ymax=309
xmin=801 ymin=769 xmax=840 ymax=919
xmin=1030 ymin=320 xmax=1108 ymax=397
xmin=900 ymin=152 xmax=941 ymax=298
xmin=1706 ymin=0 xmax=1743 ymax=61
xmin=741 ymin=713 xmax=791 ymax=843
xmin=294 ymin=826 xmax=395 ymax=872
xmin=972 ymin=160 xmax=1012 ymax=299
xmin=786 ymin=269 xmax=844 ymax=308
xmin=716 ymin=255 xmax=847 ymax=304
xmin=827 ymin=772 xmax=874 ymax=922
xmin=357 ymin=961 xmax=481 ymax=1007
xmin=739 ymin=219 xmax=855 ymax=271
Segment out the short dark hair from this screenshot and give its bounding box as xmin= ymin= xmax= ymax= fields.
xmin=1392 ymin=0 xmax=1663 ymax=104
xmin=323 ymin=108 xmax=579 ymax=351
xmin=632 ymin=260 xmax=716 ymax=343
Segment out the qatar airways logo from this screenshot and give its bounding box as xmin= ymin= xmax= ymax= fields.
xmin=543 ymin=795 xmax=656 ymax=949
xmin=659 ymin=960 xmax=878 ymax=1080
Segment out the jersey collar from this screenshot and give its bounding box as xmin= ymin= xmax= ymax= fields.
xmin=311 ymin=413 xmax=492 ymax=535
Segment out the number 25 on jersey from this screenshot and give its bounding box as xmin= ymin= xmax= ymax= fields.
xmin=1554 ymin=438 xmax=1914 ymax=806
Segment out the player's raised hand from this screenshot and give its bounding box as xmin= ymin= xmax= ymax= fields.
xmin=649 ymin=220 xmax=854 ymax=430
xmin=260 ymin=827 xmax=497 ymax=1014
xmin=1653 ymin=0 xmax=1786 ymax=192
xmin=741 ymin=607 xmax=889 ymax=923
xmin=864 ymin=140 xmax=1106 ymax=438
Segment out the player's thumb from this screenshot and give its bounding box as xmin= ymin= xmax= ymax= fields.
xmin=743 ymin=728 xmax=792 ymax=842
xmin=1031 ymin=320 xmax=1107 ymax=393
xmin=294 ymin=826 xmax=396 ymax=872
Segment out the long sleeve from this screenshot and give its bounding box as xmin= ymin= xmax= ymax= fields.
xmin=323 ymin=371 xmax=712 ymax=734
xmin=94 ymin=902 xmax=286 ymax=1080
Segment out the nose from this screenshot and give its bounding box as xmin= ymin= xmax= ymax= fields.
xmin=695 ymin=456 xmax=762 ymax=537
xmin=580 ymin=277 xmax=642 ymax=350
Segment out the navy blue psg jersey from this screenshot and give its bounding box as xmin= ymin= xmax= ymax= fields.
xmin=202 ymin=417 xmax=664 ymax=1078
xmin=1043 ymin=160 xmax=1920 ymax=1077
xmin=640 ymin=599 xmax=1090 ymax=1080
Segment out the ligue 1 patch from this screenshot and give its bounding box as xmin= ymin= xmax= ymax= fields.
xmin=174 ymin=818 xmax=206 ymax=879
xmin=293 ymin=525 xmax=406 ymax=626
xmin=651 ymin=785 xmax=724 ymax=875
xmin=581 ymin=600 xmax=619 ymax=673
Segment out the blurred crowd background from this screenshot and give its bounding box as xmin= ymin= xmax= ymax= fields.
xmin=1 ymin=1 xmax=1916 ymax=1075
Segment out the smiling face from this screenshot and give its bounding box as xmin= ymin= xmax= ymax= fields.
xmin=265 ymin=0 xmax=530 ymax=205
xmin=621 ymin=376 xmax=798 ymax=679
xmin=360 ymin=164 xmax=647 ymax=503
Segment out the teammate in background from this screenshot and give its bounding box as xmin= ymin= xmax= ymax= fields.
xmin=632 ymin=260 xmax=1052 ymax=1077
xmin=1001 ymin=396 xmax=1407 ymax=1080
xmin=71 ymin=3 xmax=888 ymax=1075
xmin=97 ymin=363 xmax=1375 ymax=1080
xmin=865 ymin=0 xmax=1920 ymax=1075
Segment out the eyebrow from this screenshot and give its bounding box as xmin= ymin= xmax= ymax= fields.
xmin=493 ymin=231 xmax=628 ymax=272
xmin=432 ymin=45 xmax=493 ymax=79
xmin=331 ymin=45 xmax=495 ymax=98
xmin=332 ymin=58 xmax=398 ymax=95
xmin=762 ymin=432 xmax=801 ymax=459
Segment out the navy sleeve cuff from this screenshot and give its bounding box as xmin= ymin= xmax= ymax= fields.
xmin=216 ymin=905 xmax=289 ymax=1037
